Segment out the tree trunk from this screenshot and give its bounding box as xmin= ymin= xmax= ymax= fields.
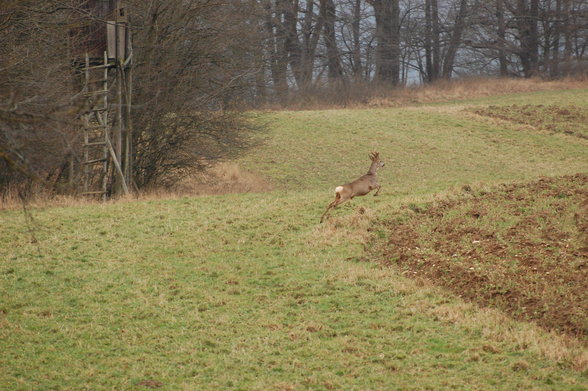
xmin=280 ymin=0 xmax=303 ymax=88
xmin=442 ymin=0 xmax=468 ymax=79
xmin=323 ymin=0 xmax=343 ymax=82
xmin=352 ymin=0 xmax=363 ymax=81
xmin=301 ymin=0 xmax=325 ymax=88
xmin=549 ymin=0 xmax=562 ymax=78
xmin=254 ymin=46 xmax=268 ymax=103
xmin=301 ymin=0 xmax=315 ymax=87
xmin=516 ymin=0 xmax=539 ymax=77
xmin=424 ymin=0 xmax=440 ymax=82
xmin=431 ymin=0 xmax=440 ymax=80
xmin=263 ymin=0 xmax=288 ymax=101
xmin=496 ymin=0 xmax=508 ymax=76
xmin=424 ymin=0 xmax=433 ymax=82
xmin=529 ymin=0 xmax=539 ymax=75
xmin=563 ymin=0 xmax=572 ymax=61
xmin=372 ymin=0 xmax=400 ymax=85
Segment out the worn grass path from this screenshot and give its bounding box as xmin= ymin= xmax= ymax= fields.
xmin=1 ymin=89 xmax=588 ymax=390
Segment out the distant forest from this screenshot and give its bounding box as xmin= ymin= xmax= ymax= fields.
xmin=1 ymin=0 xmax=587 ymax=196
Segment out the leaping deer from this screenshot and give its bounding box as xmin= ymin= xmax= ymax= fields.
xmin=320 ymin=152 xmax=385 ymax=223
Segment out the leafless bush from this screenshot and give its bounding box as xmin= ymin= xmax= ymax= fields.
xmin=133 ymin=111 xmax=257 ymax=188
xmin=126 ymin=0 xmax=263 ymax=188
xmin=0 ymin=1 xmax=86 ymax=197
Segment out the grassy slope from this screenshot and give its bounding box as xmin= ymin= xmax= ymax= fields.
xmin=243 ymin=90 xmax=588 ymax=195
xmin=1 ymin=89 xmax=588 ymax=390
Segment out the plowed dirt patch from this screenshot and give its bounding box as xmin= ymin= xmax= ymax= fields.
xmin=472 ymin=104 xmax=588 ymax=139
xmin=376 ymin=174 xmax=588 ymax=338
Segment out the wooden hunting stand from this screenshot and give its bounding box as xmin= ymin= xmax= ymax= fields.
xmin=73 ymin=0 xmax=132 ymax=199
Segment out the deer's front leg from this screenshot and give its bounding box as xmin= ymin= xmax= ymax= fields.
xmin=373 ymin=184 xmax=381 ymax=196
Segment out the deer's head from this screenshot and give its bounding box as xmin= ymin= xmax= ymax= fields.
xmin=369 ymin=152 xmax=385 ymax=170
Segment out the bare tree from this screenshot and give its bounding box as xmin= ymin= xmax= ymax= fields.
xmin=466 ymin=0 xmax=588 ymax=78
xmin=128 ymin=0 xmax=261 ymax=187
xmin=442 ymin=0 xmax=469 ymax=78
xmin=0 ymin=1 xmax=86 ymax=194
xmin=351 ymin=0 xmax=364 ymax=80
xmin=263 ymin=0 xmax=290 ymax=101
xmin=369 ymin=0 xmax=401 ymax=84
xmin=424 ymin=0 xmax=441 ymax=81
xmin=323 ymin=0 xmax=345 ymax=82
xmin=496 ymin=0 xmax=509 ymax=75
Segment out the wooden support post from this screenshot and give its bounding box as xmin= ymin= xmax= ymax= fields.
xmin=83 ymin=53 xmax=90 ymax=194
xmin=101 ymin=51 xmax=109 ymax=201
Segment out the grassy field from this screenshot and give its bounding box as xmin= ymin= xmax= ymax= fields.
xmin=1 ymin=88 xmax=588 ymax=390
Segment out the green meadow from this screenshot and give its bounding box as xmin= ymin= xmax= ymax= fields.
xmin=1 ymin=89 xmax=588 ymax=390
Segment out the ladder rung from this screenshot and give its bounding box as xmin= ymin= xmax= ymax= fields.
xmin=83 ymin=64 xmax=114 ymax=70
xmin=84 ymin=142 xmax=106 ymax=147
xmin=84 ymin=158 xmax=107 ymax=165
xmin=85 ymin=90 xmax=108 ymax=97
xmin=90 ymin=107 xmax=108 ymax=112
xmin=85 ymin=124 xmax=108 ymax=129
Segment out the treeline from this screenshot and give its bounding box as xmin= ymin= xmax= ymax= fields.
xmin=240 ymin=0 xmax=588 ymax=104
xmin=1 ymin=0 xmax=587 ymax=197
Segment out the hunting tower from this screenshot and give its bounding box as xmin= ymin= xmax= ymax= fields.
xmin=72 ymin=0 xmax=132 ymax=198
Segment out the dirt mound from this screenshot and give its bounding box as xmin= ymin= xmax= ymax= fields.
xmin=376 ymin=174 xmax=588 ymax=338
xmin=473 ymin=104 xmax=588 ymax=139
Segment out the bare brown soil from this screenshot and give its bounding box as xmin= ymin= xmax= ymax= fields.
xmin=375 ymin=174 xmax=588 ymax=339
xmin=473 ymin=104 xmax=588 ymax=139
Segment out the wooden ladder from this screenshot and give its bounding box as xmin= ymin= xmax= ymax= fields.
xmin=81 ymin=52 xmax=112 ymax=199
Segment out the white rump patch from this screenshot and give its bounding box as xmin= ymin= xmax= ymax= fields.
xmin=335 ymin=186 xmax=343 ymax=194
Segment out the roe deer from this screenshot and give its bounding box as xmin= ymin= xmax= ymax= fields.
xmin=320 ymin=152 xmax=384 ymax=223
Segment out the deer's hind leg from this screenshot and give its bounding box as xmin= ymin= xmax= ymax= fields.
xmin=320 ymin=193 xmax=350 ymax=223
xmin=320 ymin=197 xmax=339 ymax=223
